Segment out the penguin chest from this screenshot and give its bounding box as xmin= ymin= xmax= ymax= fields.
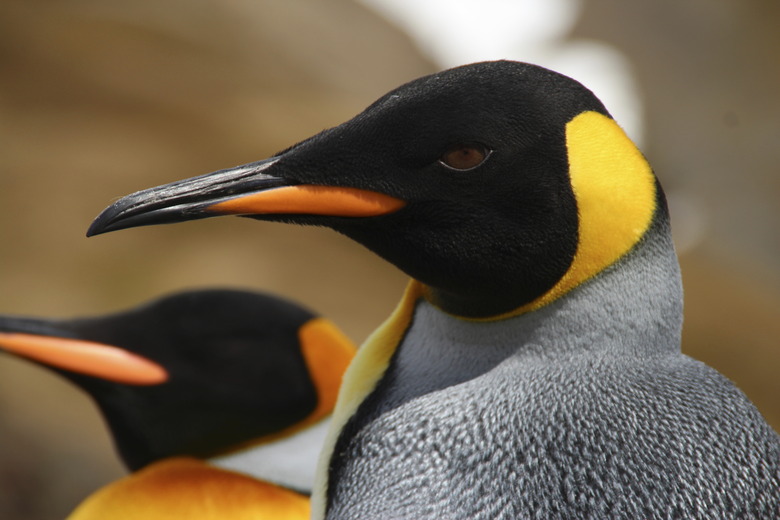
xmin=325 ymin=302 xmax=549 ymax=519
xmin=325 ymin=301 xmax=780 ymax=519
xmin=328 ymin=357 xmax=530 ymax=519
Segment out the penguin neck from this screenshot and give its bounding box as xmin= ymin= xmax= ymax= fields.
xmin=415 ymin=213 xmax=683 ymax=361
xmin=354 ymin=217 xmax=685 ymax=428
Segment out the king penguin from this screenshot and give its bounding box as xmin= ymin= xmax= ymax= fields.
xmin=87 ymin=61 xmax=780 ymax=519
xmin=0 ymin=288 xmax=356 ymax=519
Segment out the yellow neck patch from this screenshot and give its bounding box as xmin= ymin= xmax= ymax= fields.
xmin=311 ymin=282 xmax=422 ymax=519
xmin=492 ymin=110 xmax=657 ymax=319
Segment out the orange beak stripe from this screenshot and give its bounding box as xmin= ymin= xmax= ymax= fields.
xmin=0 ymin=332 xmax=168 ymax=385
xmin=206 ymin=185 xmax=405 ymax=217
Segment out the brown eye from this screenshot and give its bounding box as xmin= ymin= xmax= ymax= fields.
xmin=439 ymin=143 xmax=490 ymax=171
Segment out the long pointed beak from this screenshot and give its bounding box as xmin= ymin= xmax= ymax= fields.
xmin=87 ymin=157 xmax=405 ymax=237
xmin=0 ymin=332 xmax=168 ymax=385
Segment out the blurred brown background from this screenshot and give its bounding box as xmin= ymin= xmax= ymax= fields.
xmin=0 ymin=1 xmax=777 ymax=518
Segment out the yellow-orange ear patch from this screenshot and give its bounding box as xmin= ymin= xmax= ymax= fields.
xmin=207 ymin=319 xmax=357 ymax=459
xmin=503 ymin=111 xmax=657 ymax=318
xmin=298 ymin=318 xmax=357 ymax=423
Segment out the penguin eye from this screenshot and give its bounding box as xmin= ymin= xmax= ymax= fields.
xmin=438 ymin=143 xmax=491 ymax=171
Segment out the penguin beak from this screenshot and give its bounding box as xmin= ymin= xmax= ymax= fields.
xmin=86 ymin=156 xmax=406 ymax=237
xmin=0 ymin=332 xmax=168 ymax=385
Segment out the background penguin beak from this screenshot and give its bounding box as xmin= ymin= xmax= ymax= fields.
xmin=0 ymin=332 xmax=168 ymax=385
xmin=87 ymin=155 xmax=405 ymax=237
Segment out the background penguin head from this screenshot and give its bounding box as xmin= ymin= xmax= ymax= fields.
xmin=88 ymin=61 xmax=657 ymax=318
xmin=0 ymin=289 xmax=355 ymax=471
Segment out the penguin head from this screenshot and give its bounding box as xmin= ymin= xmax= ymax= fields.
xmin=0 ymin=289 xmax=355 ymax=470
xmin=88 ymin=61 xmax=660 ymax=318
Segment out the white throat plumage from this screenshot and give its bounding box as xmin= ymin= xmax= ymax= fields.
xmin=210 ymin=418 xmax=331 ymax=493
